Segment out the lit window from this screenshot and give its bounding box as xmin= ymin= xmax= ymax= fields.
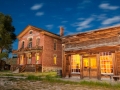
xmin=36 ymin=38 xmax=40 ymax=46
xmin=71 ymin=54 xmax=80 ymax=73
xmin=20 ymin=55 xmax=24 ymax=65
xmin=54 ymin=40 xmax=57 ymax=50
xmin=100 ymin=52 xmax=113 ymax=74
xmin=53 ymin=54 xmax=57 ymax=64
xmin=36 ymin=53 xmax=39 ymax=64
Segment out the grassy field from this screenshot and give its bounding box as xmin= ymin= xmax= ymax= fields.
xmin=0 ymin=70 xmax=120 ymax=90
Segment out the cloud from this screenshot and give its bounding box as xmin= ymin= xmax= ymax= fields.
xmin=72 ymin=17 xmax=94 ymax=31
xmin=77 ymin=18 xmax=85 ymax=20
xmin=31 ymin=3 xmax=43 ymax=10
xmin=45 ymin=24 xmax=53 ymax=30
xmin=97 ymin=14 xmax=107 ymax=21
xmin=61 ymin=21 xmax=68 ymax=23
xmin=36 ymin=12 xmax=44 ymax=16
xmin=78 ymin=0 xmax=92 ymax=9
xmin=99 ymin=3 xmax=119 ymax=10
xmin=102 ymin=16 xmax=120 ymax=25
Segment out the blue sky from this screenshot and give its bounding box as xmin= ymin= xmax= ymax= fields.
xmin=0 ymin=0 xmax=120 ymax=51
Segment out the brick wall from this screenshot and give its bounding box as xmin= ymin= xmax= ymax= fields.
xmin=42 ymin=35 xmax=62 ymax=71
xmin=17 ymin=28 xmax=62 ymax=72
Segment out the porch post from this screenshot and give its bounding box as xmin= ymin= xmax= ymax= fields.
xmin=80 ymin=55 xmax=83 ymax=79
xmin=97 ymin=53 xmax=101 ymax=80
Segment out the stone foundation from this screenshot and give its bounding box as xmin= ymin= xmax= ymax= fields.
xmin=42 ymin=66 xmax=62 ymax=72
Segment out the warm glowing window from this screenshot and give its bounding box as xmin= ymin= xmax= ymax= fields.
xmin=100 ymin=52 xmax=113 ymax=74
xmin=83 ymin=58 xmax=89 ymax=68
xmin=53 ymin=54 xmax=57 ymax=64
xmin=20 ymin=55 xmax=24 ymax=65
xmin=90 ymin=57 xmax=97 ymax=69
xmin=71 ymin=54 xmax=80 ymax=73
xmin=36 ymin=53 xmax=39 ymax=60
xmin=83 ymin=57 xmax=97 ymax=69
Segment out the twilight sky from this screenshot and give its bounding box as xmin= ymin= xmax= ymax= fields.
xmin=0 ymin=0 xmax=120 ymax=50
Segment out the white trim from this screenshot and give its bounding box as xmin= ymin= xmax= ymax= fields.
xmin=29 ymin=30 xmax=33 ymax=34
xmin=36 ymin=37 xmax=40 ymax=39
xmin=27 ymin=36 xmax=33 ymax=40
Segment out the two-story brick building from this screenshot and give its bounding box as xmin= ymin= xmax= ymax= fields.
xmin=12 ymin=25 xmax=62 ymax=72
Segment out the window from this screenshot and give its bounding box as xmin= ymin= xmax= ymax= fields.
xmin=36 ymin=38 xmax=40 ymax=46
xmin=36 ymin=53 xmax=40 ymax=64
xmin=71 ymin=54 xmax=80 ymax=73
xmin=53 ymin=54 xmax=57 ymax=64
xmin=54 ymin=40 xmax=57 ymax=50
xmin=100 ymin=52 xmax=113 ymax=74
xmin=29 ymin=31 xmax=32 ymax=34
xmin=27 ymin=53 xmax=32 ymax=64
xmin=21 ymin=41 xmax=24 ymax=49
xmin=20 ymin=55 xmax=24 ymax=65
xmin=28 ymin=38 xmax=32 ymax=48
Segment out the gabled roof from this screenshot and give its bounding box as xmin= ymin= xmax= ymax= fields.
xmin=17 ymin=25 xmax=60 ymax=40
xmin=63 ymin=24 xmax=120 ymax=38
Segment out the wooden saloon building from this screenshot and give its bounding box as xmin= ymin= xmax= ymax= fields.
xmin=62 ymin=25 xmax=120 ymax=79
xmin=12 ymin=25 xmax=62 ymax=72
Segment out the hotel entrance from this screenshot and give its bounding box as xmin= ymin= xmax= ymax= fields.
xmin=82 ymin=55 xmax=97 ymax=78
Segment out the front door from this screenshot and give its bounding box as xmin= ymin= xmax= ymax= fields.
xmin=83 ymin=55 xmax=97 ymax=78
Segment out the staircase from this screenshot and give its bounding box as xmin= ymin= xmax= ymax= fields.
xmin=20 ymin=65 xmax=26 ymax=73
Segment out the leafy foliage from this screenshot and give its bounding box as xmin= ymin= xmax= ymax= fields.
xmin=0 ymin=52 xmax=8 ymax=59
xmin=0 ymin=12 xmax=16 ymax=58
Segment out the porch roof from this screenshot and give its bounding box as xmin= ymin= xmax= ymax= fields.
xmin=12 ymin=46 xmax=43 ymax=54
xmin=65 ymin=45 xmax=120 ymax=54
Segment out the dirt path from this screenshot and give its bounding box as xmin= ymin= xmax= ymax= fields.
xmin=0 ymin=78 xmax=117 ymax=90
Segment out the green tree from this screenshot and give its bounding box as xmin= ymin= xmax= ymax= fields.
xmin=0 ymin=13 xmax=16 ymax=59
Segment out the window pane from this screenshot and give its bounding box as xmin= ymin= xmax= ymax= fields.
xmin=71 ymin=54 xmax=80 ymax=73
xmin=100 ymin=52 xmax=113 ymax=74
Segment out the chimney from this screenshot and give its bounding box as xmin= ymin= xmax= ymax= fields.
xmin=60 ymin=26 xmax=64 ymax=36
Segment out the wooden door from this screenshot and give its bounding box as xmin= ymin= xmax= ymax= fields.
xmin=83 ymin=56 xmax=97 ymax=78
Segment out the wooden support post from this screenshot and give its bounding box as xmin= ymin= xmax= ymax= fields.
xmin=113 ymin=52 xmax=117 ymax=75
xmin=97 ymin=53 xmax=101 ymax=80
xmin=80 ymin=55 xmax=83 ymax=79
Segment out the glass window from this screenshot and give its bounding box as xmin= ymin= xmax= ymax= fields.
xmin=36 ymin=38 xmax=40 ymax=46
xmin=21 ymin=41 xmax=24 ymax=49
xmin=28 ymin=38 xmax=32 ymax=48
xmin=20 ymin=55 xmax=24 ymax=65
xmin=36 ymin=53 xmax=39 ymax=64
xmin=71 ymin=54 xmax=80 ymax=73
xmin=29 ymin=31 xmax=32 ymax=34
xmin=54 ymin=40 xmax=57 ymax=50
xmin=100 ymin=52 xmax=113 ymax=74
xmin=53 ymin=54 xmax=57 ymax=64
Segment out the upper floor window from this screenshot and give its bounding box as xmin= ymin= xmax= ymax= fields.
xmin=29 ymin=31 xmax=32 ymax=34
xmin=28 ymin=38 xmax=32 ymax=48
xmin=36 ymin=38 xmax=40 ymax=46
xmin=21 ymin=41 xmax=24 ymax=49
xmin=54 ymin=39 xmax=57 ymax=50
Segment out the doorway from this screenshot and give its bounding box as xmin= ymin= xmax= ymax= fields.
xmin=83 ymin=56 xmax=97 ymax=78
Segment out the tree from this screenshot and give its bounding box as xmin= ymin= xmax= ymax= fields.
xmin=0 ymin=13 xmax=16 ymax=59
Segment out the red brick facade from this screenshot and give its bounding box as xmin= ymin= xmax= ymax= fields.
xmin=15 ymin=25 xmax=62 ymax=72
